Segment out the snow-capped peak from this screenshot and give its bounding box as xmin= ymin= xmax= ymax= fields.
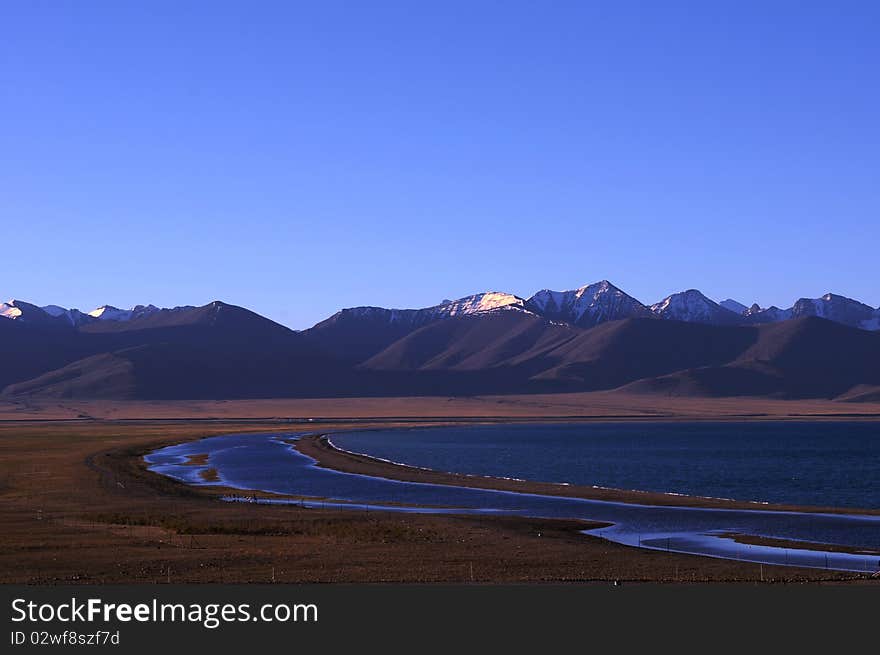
xmin=1 ymin=299 xmax=50 ymax=320
xmin=435 ymin=292 xmax=524 ymax=316
xmin=88 ymin=305 xmax=130 ymax=321
xmin=525 ymin=280 xmax=650 ymax=327
xmin=0 ymin=299 xmax=23 ymax=320
xmin=651 ymin=289 xmax=742 ymax=325
xmin=0 ymin=299 xmax=82 ymax=327
xmin=88 ymin=304 xmax=163 ymax=322
xmin=1 ymin=300 xmax=171 ymax=327
xmin=790 ymin=292 xmax=877 ymax=329
xmin=324 ymin=292 xmax=528 ymax=329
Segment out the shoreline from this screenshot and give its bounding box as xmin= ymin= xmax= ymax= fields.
xmin=296 ymin=433 xmax=880 ymax=517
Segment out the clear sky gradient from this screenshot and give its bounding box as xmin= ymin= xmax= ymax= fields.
xmin=3 ymin=1 xmax=878 ymax=328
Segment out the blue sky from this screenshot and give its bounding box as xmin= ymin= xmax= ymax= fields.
xmin=2 ymin=1 xmax=878 ymax=328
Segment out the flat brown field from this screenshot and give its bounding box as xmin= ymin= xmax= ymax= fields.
xmin=0 ymin=395 xmax=878 ymax=584
xmin=3 ymin=390 xmax=880 ymax=421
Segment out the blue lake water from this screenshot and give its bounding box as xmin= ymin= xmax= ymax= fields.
xmin=332 ymin=422 xmax=880 ymax=509
xmin=145 ymin=428 xmax=880 ymax=574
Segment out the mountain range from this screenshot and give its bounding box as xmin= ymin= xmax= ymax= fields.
xmin=2 ymin=281 xmax=879 ymax=401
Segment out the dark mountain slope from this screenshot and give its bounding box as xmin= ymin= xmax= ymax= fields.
xmin=78 ymin=301 xmax=294 ymax=339
xmin=620 ymin=318 xmax=880 ymax=398
xmin=362 ymin=315 xmax=760 ymax=392
xmin=0 ymin=319 xmax=94 ymax=389
xmin=528 ymin=318 xmax=758 ymax=389
xmin=1 ymin=301 xmax=351 ymax=399
xmin=734 ymin=317 xmax=880 ymax=397
xmin=3 ymin=339 xmax=356 ymax=400
xmin=302 ymin=308 xmax=431 ymax=364
xmin=618 ymin=363 xmax=786 ymax=397
xmin=3 ymin=352 xmax=137 ymax=399
xmin=4 ymin=299 xmax=878 ymax=401
xmin=361 ymin=312 xmax=579 ymax=372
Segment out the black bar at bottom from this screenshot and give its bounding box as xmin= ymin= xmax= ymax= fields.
xmin=1 ymin=584 xmax=875 ymax=652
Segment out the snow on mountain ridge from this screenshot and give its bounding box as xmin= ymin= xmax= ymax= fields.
xmin=436 ymin=292 xmax=524 ymax=316
xmin=526 ymin=280 xmax=651 ymax=327
xmin=789 ymin=293 xmax=877 ymax=329
xmin=87 ymin=304 xmax=184 ymax=322
xmin=88 ymin=305 xmax=134 ymax=321
xmin=0 ymin=301 xmax=193 ymax=325
xmin=0 ymin=300 xmax=23 ymax=320
xmin=330 ymin=292 xmax=527 ymax=328
xmin=1 ymin=299 xmax=78 ymax=327
xmin=650 ymin=289 xmax=743 ymax=325
xmin=526 ymin=289 xmax=568 ymax=315
xmin=5 ymin=288 xmax=880 ymax=333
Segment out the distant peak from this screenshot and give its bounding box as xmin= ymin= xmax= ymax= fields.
xmin=1 ymin=299 xmax=85 ymax=325
xmin=649 ymin=289 xmax=741 ymax=325
xmin=436 ymin=292 xmax=524 ymax=316
xmin=2 ymin=298 xmax=42 ymax=312
xmin=652 ymin=289 xmax=710 ymax=308
xmin=532 ymin=280 xmax=621 ymax=297
xmin=0 ymin=301 xmax=23 ymax=319
xmin=88 ymin=305 xmax=123 ymax=319
xmin=575 ymin=279 xmax=616 ymax=293
xmin=88 ymin=303 xmax=166 ymax=322
xmin=3 ymin=299 xmax=38 ymax=308
xmin=524 ymin=280 xmax=648 ymax=326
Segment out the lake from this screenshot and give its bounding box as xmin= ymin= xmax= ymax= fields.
xmin=332 ymin=422 xmax=880 ymax=509
xmin=145 ymin=425 xmax=880 ymax=573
